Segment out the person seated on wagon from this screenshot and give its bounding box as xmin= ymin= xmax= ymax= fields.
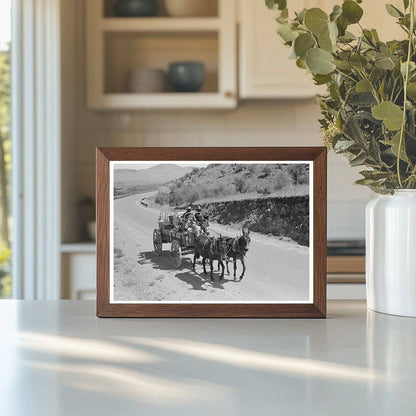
xmin=194 ymin=205 xmax=209 ymax=232
xmin=182 ymin=206 xmax=193 ymax=221
xmin=179 ymin=206 xmax=194 ymax=231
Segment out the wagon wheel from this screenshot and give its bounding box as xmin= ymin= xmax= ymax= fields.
xmin=171 ymin=239 xmax=182 ymax=269
xmin=153 ymin=229 xmax=162 ymax=256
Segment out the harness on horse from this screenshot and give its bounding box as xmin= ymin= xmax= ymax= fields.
xmin=231 ymin=235 xmax=249 ymax=255
xmin=200 ymin=237 xmax=220 ymax=256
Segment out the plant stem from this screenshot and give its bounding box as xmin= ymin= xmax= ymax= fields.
xmin=334 ymin=68 xmax=357 ymax=83
xmin=358 ymin=69 xmax=380 ymax=104
xmin=397 ymin=0 xmax=415 ymax=188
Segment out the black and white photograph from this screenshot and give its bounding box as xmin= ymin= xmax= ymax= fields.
xmin=110 ymin=161 xmax=313 ymax=303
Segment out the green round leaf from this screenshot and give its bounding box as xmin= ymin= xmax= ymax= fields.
xmin=294 ymin=33 xmax=315 ymax=57
xmin=277 ymin=23 xmax=299 ymax=42
xmin=371 ymin=101 xmax=403 ymax=131
xmin=330 ymin=5 xmax=343 ymax=22
xmin=306 ymin=48 xmax=335 ymax=75
xmin=407 ymin=82 xmax=416 ymax=99
xmin=336 ymin=15 xmax=348 ymax=35
xmin=317 ymin=22 xmax=338 ymax=52
xmin=266 ymin=0 xmax=287 ymax=11
xmin=375 ymin=56 xmax=395 ymax=70
xmin=318 ymin=32 xmax=332 ymax=52
xmin=342 ymin=0 xmax=363 ymax=24
xmin=304 ymin=8 xmax=329 ymax=35
xmin=350 ymin=53 xmax=368 ymax=69
xmin=333 ymin=59 xmax=353 ymax=70
xmin=296 ymin=57 xmax=307 ymax=69
xmin=356 ymin=79 xmax=372 ymax=92
xmin=385 ymin=4 xmax=403 ymax=18
xmin=383 ymin=132 xmax=409 ymax=162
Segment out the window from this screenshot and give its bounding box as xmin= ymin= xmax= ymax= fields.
xmin=0 ymin=0 xmax=11 ymax=298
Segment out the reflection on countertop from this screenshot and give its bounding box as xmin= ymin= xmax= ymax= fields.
xmin=0 ymin=300 xmax=415 ymax=415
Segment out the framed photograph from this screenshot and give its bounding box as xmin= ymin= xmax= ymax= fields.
xmin=96 ymin=147 xmax=327 ymax=318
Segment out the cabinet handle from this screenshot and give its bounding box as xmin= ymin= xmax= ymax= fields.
xmin=225 ymin=91 xmax=234 ymax=98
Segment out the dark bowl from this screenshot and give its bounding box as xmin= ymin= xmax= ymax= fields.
xmin=168 ymin=62 xmax=205 ymax=93
xmin=114 ymin=0 xmax=158 ymax=17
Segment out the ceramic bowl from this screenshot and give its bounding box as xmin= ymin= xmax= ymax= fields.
xmin=127 ymin=68 xmax=167 ymax=93
xmin=114 ymin=0 xmax=158 ymax=17
xmin=168 ymin=62 xmax=205 ymax=93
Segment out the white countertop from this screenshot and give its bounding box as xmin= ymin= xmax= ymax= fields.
xmin=0 ymin=300 xmax=415 ymax=415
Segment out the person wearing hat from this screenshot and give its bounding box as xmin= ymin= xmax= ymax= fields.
xmin=182 ymin=206 xmax=193 ymax=221
xmin=194 ymin=205 xmax=209 ymax=233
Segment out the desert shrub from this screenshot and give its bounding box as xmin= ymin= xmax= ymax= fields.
xmin=286 ymin=165 xmax=309 ymax=185
xmin=185 ymin=189 xmax=200 ymax=204
xmin=155 ymin=192 xmax=170 ymax=205
xmin=247 ymin=164 xmax=257 ymax=174
xmin=258 ymin=166 xmax=272 ymax=179
xmin=234 ymin=176 xmax=248 ymax=193
xmin=257 ymin=185 xmax=271 ymax=195
xmin=169 ymin=189 xmax=184 ymax=206
xmin=274 ymin=171 xmax=293 ymax=191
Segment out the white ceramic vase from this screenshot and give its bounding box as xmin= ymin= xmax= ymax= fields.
xmin=366 ymin=190 xmax=416 ymax=317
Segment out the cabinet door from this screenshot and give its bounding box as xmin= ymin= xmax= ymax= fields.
xmin=239 ymin=0 xmax=322 ymax=99
xmin=239 ymin=0 xmax=403 ymax=99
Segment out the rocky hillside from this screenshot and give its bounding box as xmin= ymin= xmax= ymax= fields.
xmin=202 ymin=195 xmax=310 ymax=246
xmin=155 ymin=163 xmax=309 ymax=206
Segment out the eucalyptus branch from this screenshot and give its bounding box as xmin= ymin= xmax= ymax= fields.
xmin=267 ymin=0 xmax=416 ymax=193
xmin=397 ymin=0 xmax=415 ymax=188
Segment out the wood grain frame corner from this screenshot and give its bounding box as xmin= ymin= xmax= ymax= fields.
xmin=96 ymin=147 xmax=327 ymax=318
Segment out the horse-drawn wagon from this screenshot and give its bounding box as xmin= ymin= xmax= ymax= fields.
xmin=152 ymin=210 xmax=197 ymax=268
xmin=152 ymin=209 xmax=250 ymax=281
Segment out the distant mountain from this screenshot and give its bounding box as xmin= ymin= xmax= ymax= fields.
xmin=114 ymin=164 xmax=195 ymax=198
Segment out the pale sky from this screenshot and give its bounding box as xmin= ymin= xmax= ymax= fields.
xmin=0 ymin=0 xmax=11 ymax=50
xmin=114 ymin=162 xmax=209 ymax=171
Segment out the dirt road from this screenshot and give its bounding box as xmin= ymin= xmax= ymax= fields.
xmin=113 ymin=193 xmax=310 ymax=302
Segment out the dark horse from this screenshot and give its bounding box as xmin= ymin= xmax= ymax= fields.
xmin=193 ymin=234 xmax=228 ymax=281
xmin=222 ymin=227 xmax=251 ymax=281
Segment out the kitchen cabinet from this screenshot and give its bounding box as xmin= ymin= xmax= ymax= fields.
xmin=238 ymin=0 xmax=404 ymax=99
xmin=61 ymin=244 xmax=96 ymax=300
xmin=86 ymin=0 xmax=237 ymax=109
xmin=239 ymin=0 xmax=324 ymax=99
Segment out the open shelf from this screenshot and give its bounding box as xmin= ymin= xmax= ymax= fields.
xmin=103 ymin=0 xmax=219 ymax=18
xmin=61 ymin=242 xmax=96 ymax=254
xmin=91 ymin=92 xmax=235 ymax=109
xmin=104 ymin=31 xmax=219 ymax=94
xmin=101 ymin=17 xmax=221 ymax=32
xmin=86 ymin=0 xmax=237 ymax=109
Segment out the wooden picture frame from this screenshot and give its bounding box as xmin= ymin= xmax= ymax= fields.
xmin=97 ymin=147 xmax=327 ymax=318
